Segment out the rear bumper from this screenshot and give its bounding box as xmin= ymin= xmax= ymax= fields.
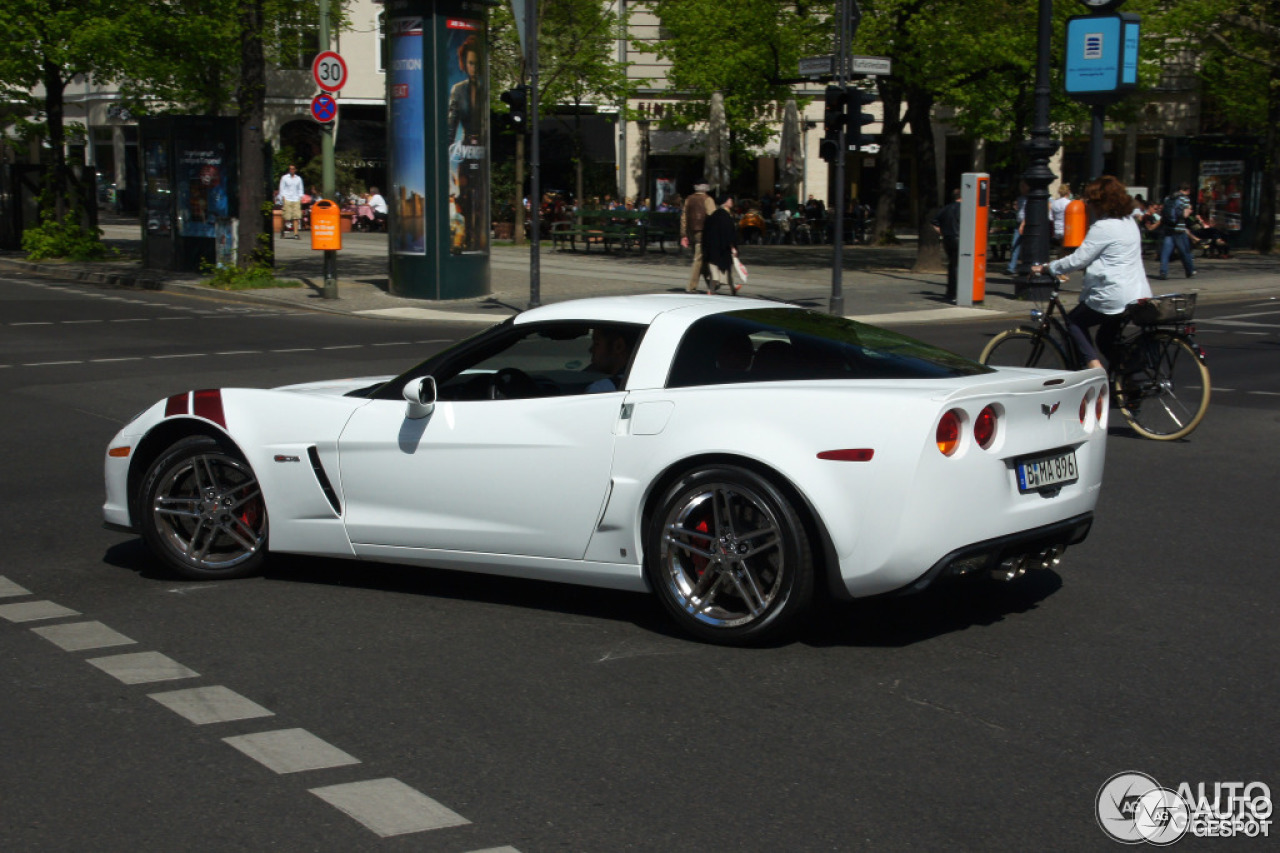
xmin=892 ymin=511 xmax=1094 ymax=595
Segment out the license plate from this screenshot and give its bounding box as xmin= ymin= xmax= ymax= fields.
xmin=1016 ymin=450 xmax=1079 ymax=493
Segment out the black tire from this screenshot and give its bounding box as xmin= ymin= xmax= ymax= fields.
xmin=980 ymin=329 xmax=1069 ymax=370
xmin=1112 ymin=332 xmax=1210 ymax=440
xmin=138 ymin=436 xmax=268 ymax=579
xmin=646 ymin=465 xmax=814 ymax=645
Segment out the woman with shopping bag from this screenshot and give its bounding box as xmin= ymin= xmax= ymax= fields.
xmin=701 ymin=192 xmax=744 ymax=295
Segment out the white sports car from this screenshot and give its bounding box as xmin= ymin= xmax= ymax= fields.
xmin=104 ymin=295 xmax=1107 ymax=644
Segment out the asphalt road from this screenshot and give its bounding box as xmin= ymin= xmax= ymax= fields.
xmin=2 ymin=274 xmax=1277 ymax=852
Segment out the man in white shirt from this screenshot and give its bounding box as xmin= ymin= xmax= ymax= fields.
xmin=366 ymin=187 xmax=388 ymax=231
xmin=277 ymin=165 xmax=305 ymax=238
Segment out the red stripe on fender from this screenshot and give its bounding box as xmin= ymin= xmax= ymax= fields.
xmin=192 ymin=389 xmax=226 ymax=428
xmin=164 ymin=393 xmax=188 ymax=417
xmin=817 ymin=449 xmax=875 ymax=462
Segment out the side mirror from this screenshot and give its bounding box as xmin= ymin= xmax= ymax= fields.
xmin=402 ymin=376 xmax=437 ymax=419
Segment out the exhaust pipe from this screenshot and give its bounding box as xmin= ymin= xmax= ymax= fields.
xmin=991 ymin=555 xmax=1027 ymax=582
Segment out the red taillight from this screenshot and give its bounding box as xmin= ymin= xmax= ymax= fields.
xmin=1079 ymin=391 xmax=1091 ymax=424
xmin=936 ymin=410 xmax=961 ymax=456
xmin=1095 ymin=387 xmax=1106 ymax=421
xmin=974 ymin=405 xmax=997 ymax=450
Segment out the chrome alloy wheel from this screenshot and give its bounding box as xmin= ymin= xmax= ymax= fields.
xmin=151 ymin=452 xmax=266 ymax=571
xmin=658 ymin=480 xmax=788 ymax=629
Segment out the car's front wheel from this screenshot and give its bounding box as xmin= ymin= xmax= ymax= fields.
xmin=647 ymin=465 xmax=813 ymax=644
xmin=138 ymin=436 xmax=268 ymax=579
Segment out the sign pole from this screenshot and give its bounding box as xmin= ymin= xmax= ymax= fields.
xmin=318 ymin=0 xmax=338 ymax=299
xmin=527 ymin=0 xmax=541 ymax=308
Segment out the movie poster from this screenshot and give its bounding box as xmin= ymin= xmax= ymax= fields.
xmin=444 ymin=17 xmax=489 ymax=255
xmin=1197 ymin=161 xmax=1245 ymax=232
xmin=174 ymin=143 xmax=228 ymax=239
xmin=389 ymin=16 xmax=427 ymax=255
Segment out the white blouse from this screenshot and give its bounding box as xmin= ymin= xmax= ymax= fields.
xmin=1047 ymin=216 xmax=1153 ymax=314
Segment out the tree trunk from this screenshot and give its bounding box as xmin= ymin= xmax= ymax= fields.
xmin=1255 ymin=65 xmax=1278 ymax=254
xmin=906 ymin=87 xmax=942 ymax=273
xmin=236 ymin=0 xmax=270 ymax=267
xmin=42 ymin=61 xmax=68 ymax=222
xmin=873 ymin=78 xmax=904 ymax=245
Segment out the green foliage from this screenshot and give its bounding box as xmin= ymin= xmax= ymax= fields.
xmin=648 ymin=0 xmax=834 ymax=151
xmin=199 ymin=256 xmax=298 ymax=291
xmin=21 ymin=213 xmax=116 ymax=261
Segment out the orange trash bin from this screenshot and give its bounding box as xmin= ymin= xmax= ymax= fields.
xmin=1063 ymin=199 xmax=1087 ymax=249
xmin=310 ymin=199 xmax=342 ymax=251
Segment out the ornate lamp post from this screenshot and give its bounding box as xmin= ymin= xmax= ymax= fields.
xmin=1017 ymin=0 xmax=1059 ymax=300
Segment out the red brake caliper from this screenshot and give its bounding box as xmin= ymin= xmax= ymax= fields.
xmin=692 ymin=519 xmax=710 ymax=577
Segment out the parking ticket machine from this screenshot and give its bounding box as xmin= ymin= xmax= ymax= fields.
xmin=958 ymin=172 xmax=989 ymax=306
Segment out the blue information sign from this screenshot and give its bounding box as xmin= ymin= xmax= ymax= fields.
xmin=1064 ymin=12 xmax=1140 ymax=103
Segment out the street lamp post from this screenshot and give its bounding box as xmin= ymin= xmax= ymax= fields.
xmin=1017 ymin=0 xmax=1059 ymax=300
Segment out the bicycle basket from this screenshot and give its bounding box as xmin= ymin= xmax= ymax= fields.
xmin=1129 ymin=292 xmax=1197 ymax=325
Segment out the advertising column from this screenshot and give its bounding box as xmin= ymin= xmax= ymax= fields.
xmin=386 ymin=0 xmax=490 ymax=300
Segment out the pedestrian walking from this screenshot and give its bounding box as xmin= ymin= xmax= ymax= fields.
xmin=277 ymin=164 xmax=305 ymax=238
xmin=931 ymin=188 xmax=962 ymax=302
xmin=680 ymin=182 xmax=715 ymax=292
xmin=701 ymin=192 xmax=740 ymax=295
xmin=1158 ymin=183 xmax=1197 ymax=280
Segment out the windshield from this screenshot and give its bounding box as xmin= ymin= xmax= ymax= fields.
xmin=667 ymin=308 xmax=992 ymax=387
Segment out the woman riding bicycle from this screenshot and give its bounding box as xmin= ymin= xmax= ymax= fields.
xmin=1030 ymin=176 xmax=1152 ymax=370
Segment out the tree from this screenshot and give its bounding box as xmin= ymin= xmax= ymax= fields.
xmin=1151 ymin=0 xmax=1279 ymax=252
xmin=490 ymin=0 xmax=638 ymax=221
xmin=647 ymin=0 xmax=835 ymax=172
xmin=1 ymin=0 xmax=133 ymax=222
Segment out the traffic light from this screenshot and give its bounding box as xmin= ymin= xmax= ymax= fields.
xmin=847 ymin=88 xmax=876 ymax=151
xmin=501 ymin=86 xmax=528 ymax=127
xmin=821 ymin=84 xmax=846 ymax=163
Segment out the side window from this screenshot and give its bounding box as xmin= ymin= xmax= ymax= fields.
xmin=435 ymin=323 xmax=642 ymax=400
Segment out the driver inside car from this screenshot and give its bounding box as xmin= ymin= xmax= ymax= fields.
xmin=585 ymin=326 xmax=636 ymax=392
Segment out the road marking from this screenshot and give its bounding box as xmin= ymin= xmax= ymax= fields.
xmin=322 ymin=344 xmax=362 ymax=350
xmin=61 ymin=319 xmax=104 ymax=324
xmin=149 ymin=685 xmax=275 ymax=725
xmin=152 ymin=353 xmax=207 ymax=359
xmin=372 ymin=341 xmax=415 ymax=347
xmin=223 ymin=728 xmax=361 ymax=774
xmin=86 ymin=651 xmax=200 ymax=684
xmin=89 ymin=357 xmax=143 ymax=363
xmin=309 ymin=778 xmax=471 ymax=837
xmin=109 ymin=318 xmax=150 ymax=323
xmin=11 ymin=321 xmax=54 ymax=326
xmin=214 ymin=350 xmax=262 ymax=355
xmin=1247 ymin=390 xmax=1280 ymax=396
xmin=31 ymin=620 xmax=136 ymax=651
xmin=22 ymin=360 xmax=83 ymax=367
xmin=271 ymin=347 xmax=316 ymax=353
xmin=0 ymin=600 xmax=80 ymax=622
xmin=0 ymin=576 xmax=32 ymax=597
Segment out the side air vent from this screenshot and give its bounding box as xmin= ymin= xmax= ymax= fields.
xmin=307 ymin=446 xmax=342 ymax=516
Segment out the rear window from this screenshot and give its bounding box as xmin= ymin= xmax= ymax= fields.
xmin=666 ymin=308 xmax=992 ymax=388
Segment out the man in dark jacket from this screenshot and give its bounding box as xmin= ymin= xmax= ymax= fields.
xmin=701 ymin=192 xmax=739 ymax=294
xmin=931 ymin=188 xmax=963 ymax=301
xmin=681 ymin=183 xmax=716 ymax=292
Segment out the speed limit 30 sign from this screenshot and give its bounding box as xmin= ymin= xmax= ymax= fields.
xmin=312 ymin=51 xmax=348 ymax=92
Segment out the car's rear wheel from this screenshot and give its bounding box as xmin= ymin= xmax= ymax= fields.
xmin=139 ymin=436 xmax=268 ymax=579
xmin=647 ymin=465 xmax=813 ymax=645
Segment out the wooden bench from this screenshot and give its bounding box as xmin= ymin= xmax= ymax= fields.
xmin=987 ymin=218 xmax=1018 ymax=261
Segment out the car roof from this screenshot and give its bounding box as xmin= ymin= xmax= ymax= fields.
xmin=512 ymin=294 xmax=799 ymax=327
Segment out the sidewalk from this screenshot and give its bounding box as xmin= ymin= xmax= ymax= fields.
xmin=3 ymin=215 xmax=1277 ymax=326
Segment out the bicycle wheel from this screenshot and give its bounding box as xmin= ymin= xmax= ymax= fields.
xmin=979 ymin=329 xmax=1069 ymax=370
xmin=1112 ymin=331 xmax=1210 ymax=440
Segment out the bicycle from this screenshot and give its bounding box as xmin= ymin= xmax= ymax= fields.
xmin=979 ymin=290 xmax=1210 ymax=441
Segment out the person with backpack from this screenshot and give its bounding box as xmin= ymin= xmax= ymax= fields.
xmin=1157 ymin=183 xmax=1197 ymax=280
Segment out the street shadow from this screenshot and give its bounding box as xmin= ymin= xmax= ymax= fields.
xmin=800 ymin=570 xmax=1064 ymax=648
xmin=102 ymin=538 xmax=1062 ymax=648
